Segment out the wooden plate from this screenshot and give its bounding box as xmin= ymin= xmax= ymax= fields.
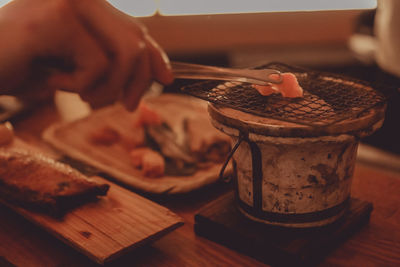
xmin=43 ymin=94 xmax=232 ymax=194
xmin=0 ymin=176 xmax=183 ymax=265
xmin=0 ymin=139 xmax=184 ymax=265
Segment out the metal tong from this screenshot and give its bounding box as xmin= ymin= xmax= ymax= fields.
xmin=171 ymin=61 xmax=282 ymax=86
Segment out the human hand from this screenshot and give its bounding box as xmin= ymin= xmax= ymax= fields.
xmin=0 ymin=0 xmax=173 ymax=110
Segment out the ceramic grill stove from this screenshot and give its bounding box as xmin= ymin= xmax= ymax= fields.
xmin=182 ymin=62 xmax=386 ymax=129
xmin=185 ymin=62 xmax=386 ymax=228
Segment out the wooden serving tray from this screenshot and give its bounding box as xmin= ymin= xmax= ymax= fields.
xmin=43 ymin=94 xmax=232 ymax=194
xmin=1 ymin=176 xmax=183 ymax=265
xmin=0 ymin=139 xmax=183 ymax=265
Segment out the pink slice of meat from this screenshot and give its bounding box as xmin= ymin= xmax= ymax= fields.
xmin=252 ymin=73 xmax=304 ymax=98
xmin=135 ymin=103 xmax=163 ymax=127
xmin=130 ymin=147 xmax=165 ymax=178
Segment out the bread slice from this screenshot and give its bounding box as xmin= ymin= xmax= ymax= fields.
xmin=0 ymin=148 xmax=109 ymax=216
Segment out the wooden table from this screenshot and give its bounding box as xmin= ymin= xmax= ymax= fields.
xmin=1 ymin=102 xmax=400 ymax=267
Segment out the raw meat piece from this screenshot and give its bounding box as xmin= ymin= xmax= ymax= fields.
xmin=89 ymin=126 xmax=120 ymax=146
xmin=89 ymin=124 xmax=145 ymax=149
xmin=253 ymin=73 xmax=304 ymax=98
xmin=135 ymin=103 xmax=163 ymax=127
xmin=121 ymin=126 xmax=146 ymax=149
xmin=130 ymin=147 xmax=165 ymax=178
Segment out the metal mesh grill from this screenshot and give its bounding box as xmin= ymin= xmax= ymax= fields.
xmin=181 ymin=62 xmax=386 ymax=127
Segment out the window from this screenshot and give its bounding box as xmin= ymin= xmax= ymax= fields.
xmin=108 ymin=0 xmax=157 ymax=17
xmin=0 ymin=0 xmax=10 ymax=7
xmin=0 ymin=1 xmax=377 ymax=15
xmin=158 ymin=0 xmax=377 ymax=15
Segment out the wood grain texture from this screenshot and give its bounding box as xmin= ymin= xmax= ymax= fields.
xmin=0 ymin=174 xmax=183 ymax=265
xmin=42 ymin=94 xmax=232 ymax=194
xmin=0 ymin=136 xmax=183 ymax=265
xmin=323 ymin=163 xmax=400 ymax=267
xmin=1 ymin=101 xmax=399 ymax=267
xmin=194 ymin=192 xmax=373 ymax=266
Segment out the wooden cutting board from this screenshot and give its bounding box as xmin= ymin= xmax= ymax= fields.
xmin=0 ymin=139 xmax=184 ymax=265
xmin=1 ymin=176 xmax=183 ymax=265
xmin=43 ymin=94 xmax=232 ymax=194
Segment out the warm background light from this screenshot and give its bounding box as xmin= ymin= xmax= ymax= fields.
xmin=0 ymin=0 xmax=379 ymax=56
xmin=0 ymin=0 xmax=10 ymax=7
xmin=0 ymin=0 xmax=377 ymax=15
xmin=0 ymin=0 xmax=158 ymax=16
xmin=158 ymin=0 xmax=377 ymax=16
xmin=108 ymin=0 xmax=158 ymax=17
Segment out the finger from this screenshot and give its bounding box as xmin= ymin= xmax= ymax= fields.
xmin=67 ymin=0 xmax=147 ymax=108
xmin=12 ymin=82 xmax=54 ymax=103
xmin=80 ymin=35 xmax=150 ymax=109
xmin=78 ymin=74 xmax=117 ymax=109
xmin=70 ymin=0 xmax=145 ymax=53
xmin=69 ymin=0 xmax=164 ymax=109
xmin=46 ymin=27 xmax=109 ymax=96
xmin=122 ymin=50 xmax=152 ymax=111
xmin=144 ymin=35 xmax=174 ymax=85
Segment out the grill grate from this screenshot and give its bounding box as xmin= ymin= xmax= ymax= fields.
xmin=180 ymin=63 xmax=386 ymax=127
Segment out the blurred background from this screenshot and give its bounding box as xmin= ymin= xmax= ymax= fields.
xmin=1 ymin=0 xmax=398 ymax=170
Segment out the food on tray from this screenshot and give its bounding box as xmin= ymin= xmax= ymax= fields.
xmin=86 ymin=100 xmax=232 ymax=178
xmin=89 ymin=124 xmax=145 ymax=150
xmin=253 ymin=73 xmax=304 ymax=98
xmin=89 ymin=126 xmax=121 ymax=146
xmin=0 ymin=123 xmax=14 ymax=146
xmin=147 ymin=123 xmax=195 ymax=162
xmin=135 ymin=103 xmax=163 ymax=127
xmin=130 ymin=147 xmax=165 ymax=178
xmin=123 ymin=126 xmax=146 ymax=149
xmin=146 ymin=122 xmax=199 ymax=176
xmin=184 ymin=117 xmax=230 ymax=163
xmin=0 ymin=148 xmax=109 ymax=215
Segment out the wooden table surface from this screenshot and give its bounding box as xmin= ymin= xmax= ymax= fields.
xmin=1 ymin=102 xmax=400 ymax=267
